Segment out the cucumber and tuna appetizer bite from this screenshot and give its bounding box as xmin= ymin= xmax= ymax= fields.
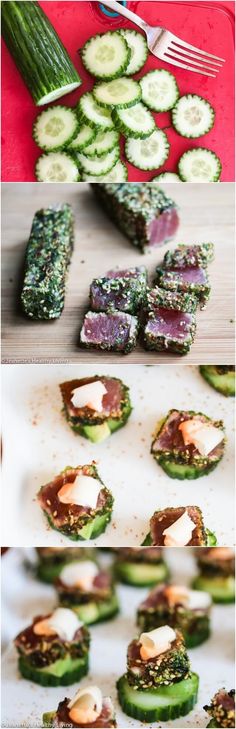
xmin=36 ymin=548 xmax=94 ymax=583
xmin=90 ymin=266 xmax=147 ymax=314
xmin=114 ymin=548 xmax=169 ymax=587
xmin=21 ymin=204 xmax=74 ymax=320
xmin=200 ymin=366 xmax=235 ymax=397
xmin=91 ymin=183 xmax=179 ymax=253
xmin=14 ymin=607 xmax=90 ymax=687
xmin=80 ymin=310 xmax=139 ymax=354
xmin=204 ymin=689 xmax=235 ymax=728
xmin=37 ymin=463 xmax=113 ymax=540
xmin=155 ymin=242 xmax=214 ymax=309
xmin=137 ymin=583 xmax=212 ymax=648
xmin=43 ymin=685 xmax=116 ymax=728
xmin=144 ymin=287 xmax=197 ymax=355
xmin=192 ymin=548 xmax=235 ymax=604
xmin=117 ymin=625 xmax=198 ymax=721
xmin=143 ymin=506 xmax=217 ymax=547
xmin=60 ymin=375 xmax=131 ymax=443
xmin=55 ymin=559 xmax=119 ymax=625
xmin=151 ymin=409 xmax=225 ymax=479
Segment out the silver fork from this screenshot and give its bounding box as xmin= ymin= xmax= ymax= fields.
xmin=101 ymin=0 xmax=225 ymax=77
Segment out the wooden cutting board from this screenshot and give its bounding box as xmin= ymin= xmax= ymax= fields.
xmin=2 ymin=182 xmax=234 ymax=364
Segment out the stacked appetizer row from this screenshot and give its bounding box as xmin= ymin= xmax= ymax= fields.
xmin=12 ymin=548 xmax=235 ymax=727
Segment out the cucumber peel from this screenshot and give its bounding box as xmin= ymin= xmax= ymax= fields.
xmin=117 ymin=672 xmax=199 ymax=721
xmin=18 ymin=653 xmax=88 ymax=687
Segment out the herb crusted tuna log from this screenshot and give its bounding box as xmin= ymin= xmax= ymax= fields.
xmin=204 ymin=689 xmax=235 ymax=728
xmin=117 ymin=625 xmax=199 ymax=722
xmin=80 ymin=310 xmax=139 ymax=353
xmin=151 ymin=409 xmax=225 ymax=479
xmin=60 ymin=376 xmax=131 ymax=443
xmin=192 ymin=548 xmax=235 ymax=603
xmin=137 ymin=583 xmax=212 ymax=648
xmin=143 ymin=506 xmax=217 ymax=547
xmin=21 ymin=204 xmax=74 ymax=319
xmin=38 ymin=463 xmax=113 ymax=541
xmin=14 ymin=608 xmax=90 ymax=687
xmin=43 ymin=685 xmax=117 ymax=728
xmin=114 ymin=548 xmax=169 ymax=587
xmin=56 ymin=559 xmax=119 ymax=625
xmin=90 ymin=266 xmax=147 ymax=314
xmin=91 ymin=183 xmax=179 ymax=253
xmin=144 ymin=288 xmax=197 ymax=355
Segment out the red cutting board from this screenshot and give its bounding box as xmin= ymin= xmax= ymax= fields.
xmin=1 ymin=0 xmax=235 ymax=182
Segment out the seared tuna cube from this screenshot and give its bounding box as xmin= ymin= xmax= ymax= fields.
xmin=192 ymin=548 xmax=235 ymax=604
xmin=55 ymin=559 xmax=119 ymax=625
xmin=37 ymin=463 xmax=114 ymax=541
xmin=163 ymin=243 xmax=214 ymax=269
xmin=155 ymin=265 xmax=210 ymax=309
xmin=90 ymin=266 xmax=147 ymax=314
xmin=144 ymin=287 xmax=196 ymax=355
xmin=204 ymin=689 xmax=235 ymax=728
xmin=60 ymin=375 xmax=131 ymax=442
xmin=143 ymin=506 xmax=212 ymax=547
xmin=137 ymin=583 xmax=212 ymax=648
xmin=91 ymin=183 xmax=179 ymax=253
xmin=126 ymin=629 xmax=190 ymax=689
xmin=151 ymin=408 xmax=225 ymax=479
xmin=80 ymin=311 xmax=139 ymax=354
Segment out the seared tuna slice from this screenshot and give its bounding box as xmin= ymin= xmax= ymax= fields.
xmin=80 ymin=311 xmax=139 ymax=354
xmin=90 ymin=266 xmax=147 ymax=314
xmin=163 ymin=243 xmax=214 ymax=269
xmin=60 ymin=375 xmax=131 ymax=443
xmin=192 ymin=548 xmax=235 ymax=604
xmin=137 ymin=582 xmax=212 ymax=648
xmin=126 ymin=629 xmax=190 ymax=689
xmin=143 ymin=506 xmax=215 ymax=547
xmin=144 ymin=288 xmax=196 ymax=355
xmin=155 ymin=265 xmax=210 ymax=309
xmin=43 ymin=694 xmax=117 ymax=728
xmin=204 ymin=689 xmax=235 ymax=728
xmin=151 ymin=408 xmax=225 ymax=479
xmin=91 ymin=183 xmax=179 ymax=253
xmin=37 ymin=463 xmax=113 ymax=541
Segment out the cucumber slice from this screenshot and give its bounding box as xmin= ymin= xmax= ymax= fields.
xmin=33 ymin=106 xmax=79 ymax=152
xmin=82 ymin=160 xmax=128 ymax=182
xmin=43 ymin=710 xmax=55 ymax=727
xmin=77 ymin=146 xmax=119 ymax=176
xmin=178 ymin=148 xmax=221 ymax=182
xmin=35 ymin=152 xmax=80 ymax=182
xmin=68 ymin=124 xmax=96 ymax=151
xmin=115 ymin=560 xmax=169 ymax=587
xmin=192 ymin=575 xmax=235 ymax=604
xmin=81 ymin=31 xmax=131 ymax=79
xmin=83 ymin=129 xmax=119 ymax=157
xmin=199 ymin=366 xmax=235 ymax=397
xmin=172 ymin=94 xmax=215 ymax=138
xmin=117 ymin=672 xmax=199 ymax=722
xmin=18 ymin=653 xmax=88 ymax=687
xmin=120 ymin=29 xmax=148 ymax=75
xmin=113 ymin=102 xmax=155 ymax=139
xmin=140 ymin=69 xmax=179 ymax=112
xmin=62 ymin=593 xmax=119 ymax=625
xmin=93 ymin=78 xmax=141 ymax=109
xmin=157 ymin=456 xmax=221 ymax=480
xmin=125 ymin=129 xmax=169 ymax=170
xmin=152 ymin=172 xmax=181 ymax=182
xmin=78 ymin=92 xmax=115 ymax=130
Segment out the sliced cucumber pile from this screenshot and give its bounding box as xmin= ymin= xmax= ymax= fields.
xmin=94 ymin=77 xmax=141 ymax=109
xmin=140 ymin=69 xmax=179 ymax=112
xmin=152 ymin=172 xmax=181 ymax=182
xmin=78 ymin=92 xmax=115 ymax=129
xmin=120 ymin=29 xmax=148 ymax=75
xmin=33 ymin=106 xmax=79 ymax=151
xmin=83 ymin=129 xmax=119 ymax=157
xmin=81 ymin=31 xmax=131 ymax=80
xmin=125 ymin=129 xmax=169 ymax=170
xmin=172 ymin=94 xmax=215 ymax=138
xmin=81 ymin=160 xmax=128 ymax=182
xmin=35 ymin=152 xmax=80 ymax=182
xmin=68 ymin=124 xmax=96 ymax=151
xmin=178 ymin=148 xmax=221 ymax=182
xmin=77 ymin=146 xmax=120 ymax=176
xmin=113 ymin=102 xmax=155 ymax=139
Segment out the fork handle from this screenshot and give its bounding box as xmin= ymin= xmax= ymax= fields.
xmin=100 ymin=0 xmax=148 ymax=32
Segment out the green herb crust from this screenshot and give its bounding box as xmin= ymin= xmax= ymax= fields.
xmin=127 ymin=631 xmax=190 ymax=689
xmin=163 ymin=243 xmax=214 ymax=268
xmin=200 ymin=366 xmax=235 ymax=397
xmin=117 ymin=672 xmax=199 ymax=722
xmin=21 ymin=204 xmax=74 ymax=320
